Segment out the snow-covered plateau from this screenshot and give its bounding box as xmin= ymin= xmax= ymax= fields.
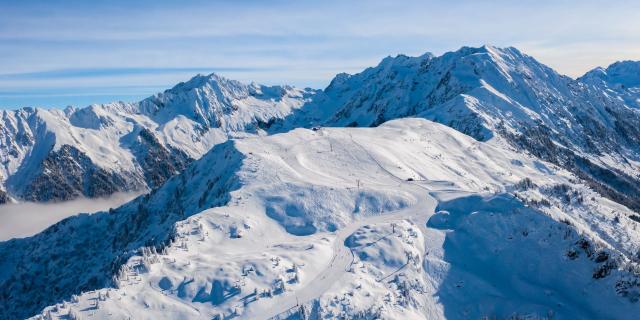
xmin=1 ymin=45 xmax=640 ymax=319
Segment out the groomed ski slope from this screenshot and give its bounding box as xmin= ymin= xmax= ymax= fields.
xmin=34 ymin=118 xmax=640 ymax=319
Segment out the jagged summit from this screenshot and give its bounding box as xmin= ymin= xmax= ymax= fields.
xmin=139 ymin=72 xmax=312 ymax=129
xmin=158 ymin=72 xmax=252 ymax=102
xmin=158 ymin=72 xmax=303 ymax=101
xmin=306 ymin=44 xmax=573 ymax=135
xmin=169 ymin=72 xmax=231 ymax=90
xmin=0 ymin=73 xmax=312 ymax=203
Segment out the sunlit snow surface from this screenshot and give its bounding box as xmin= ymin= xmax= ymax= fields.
xmin=32 ymin=118 xmax=640 ymax=320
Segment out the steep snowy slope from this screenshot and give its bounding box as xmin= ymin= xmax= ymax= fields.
xmin=6 ymin=118 xmax=639 ymax=319
xmin=0 ymin=75 xmax=313 ymax=203
xmin=282 ymin=46 xmax=640 ymax=212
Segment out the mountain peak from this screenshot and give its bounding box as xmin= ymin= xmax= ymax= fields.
xmin=580 ymin=60 xmax=640 ymax=87
xmin=165 ymin=72 xmax=243 ymax=94
xmin=611 ymin=61 xmax=640 ymax=89
xmin=447 ymin=44 xmax=516 ymax=56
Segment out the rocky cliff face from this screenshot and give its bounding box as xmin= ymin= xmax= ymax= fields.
xmin=19 ymin=145 xmax=139 ymax=202
xmin=129 ymin=128 xmax=192 ymax=189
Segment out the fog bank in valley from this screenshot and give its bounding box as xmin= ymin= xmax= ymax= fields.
xmin=0 ymin=192 xmax=143 ymax=241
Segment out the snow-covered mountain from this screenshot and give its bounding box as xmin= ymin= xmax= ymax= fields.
xmin=4 ymin=118 xmax=639 ymax=319
xmin=579 ymin=60 xmax=640 ymax=109
xmin=2 ymin=45 xmax=640 ymax=319
xmin=0 ymin=76 xmax=313 ymax=203
xmin=283 ymin=46 xmax=640 ymax=212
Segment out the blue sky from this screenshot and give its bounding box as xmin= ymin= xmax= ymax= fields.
xmin=1 ymin=0 xmax=639 ymax=109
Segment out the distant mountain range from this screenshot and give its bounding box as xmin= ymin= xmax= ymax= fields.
xmin=0 ymin=74 xmax=314 ymax=202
